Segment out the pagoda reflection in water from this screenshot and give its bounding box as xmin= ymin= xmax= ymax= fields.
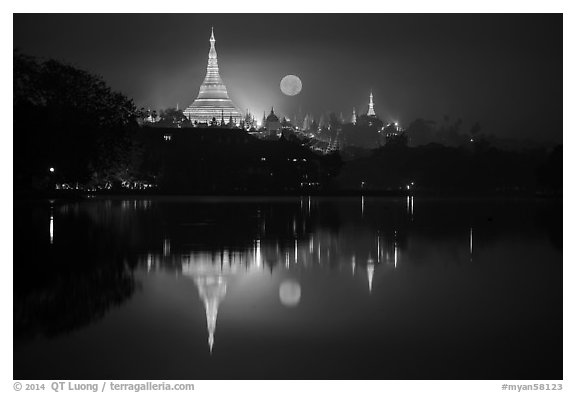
xmin=138 ymin=230 xmax=399 ymax=353
xmin=181 ymin=254 xmax=241 ymax=354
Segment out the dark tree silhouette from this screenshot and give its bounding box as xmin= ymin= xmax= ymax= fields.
xmin=151 ymin=107 xmax=192 ymax=128
xmin=406 ymin=118 xmax=436 ymax=146
xmin=14 ymin=51 xmax=142 ymax=194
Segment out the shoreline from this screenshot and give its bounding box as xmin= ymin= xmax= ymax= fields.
xmin=13 ymin=189 xmax=562 ymax=201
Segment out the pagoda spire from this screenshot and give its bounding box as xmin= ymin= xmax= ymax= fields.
xmin=367 ymin=91 xmax=376 ymax=117
xmin=352 ymin=107 xmax=357 ymax=124
xmin=209 ymin=27 xmax=217 ymax=61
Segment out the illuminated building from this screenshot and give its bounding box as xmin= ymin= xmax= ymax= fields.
xmin=183 ymin=28 xmax=242 ymax=125
xmin=327 ymin=137 xmax=341 ymax=152
xmin=367 ymin=91 xmax=376 ymax=117
xmin=265 ymin=107 xmax=281 ymax=133
xmin=244 ymin=111 xmax=256 ymax=129
xmin=356 ymin=91 xmax=383 ymax=129
xmin=144 ymin=107 xmax=158 ymax=124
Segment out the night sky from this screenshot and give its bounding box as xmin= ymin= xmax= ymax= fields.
xmin=14 ymin=14 xmax=562 ymax=142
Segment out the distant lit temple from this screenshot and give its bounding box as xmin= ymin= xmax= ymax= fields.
xmin=354 ymin=90 xmax=383 ymax=130
xmin=367 ymin=91 xmax=376 ymax=117
xmin=183 ymin=28 xmax=242 ymax=125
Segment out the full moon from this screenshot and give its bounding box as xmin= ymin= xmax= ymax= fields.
xmin=280 ymin=75 xmax=302 ymax=96
xmin=279 ymin=280 xmax=301 ymax=307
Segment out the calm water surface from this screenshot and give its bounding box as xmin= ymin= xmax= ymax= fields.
xmin=13 ymin=197 xmax=562 ymax=379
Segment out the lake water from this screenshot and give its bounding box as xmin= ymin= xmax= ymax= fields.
xmin=13 ymin=197 xmax=562 ymax=380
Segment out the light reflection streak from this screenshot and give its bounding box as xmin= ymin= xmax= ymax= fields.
xmin=163 ymin=238 xmax=171 ymax=257
xmin=377 ymin=233 xmax=380 ymax=264
xmin=470 ymin=227 xmax=473 ymax=262
xmin=394 ymin=230 xmax=398 ymax=268
xmin=255 ymin=239 xmax=262 ymax=268
xmin=367 ymin=259 xmax=374 ymax=293
xmin=49 ymin=213 xmax=54 ymax=244
xmin=295 ymin=239 xmax=298 ymax=264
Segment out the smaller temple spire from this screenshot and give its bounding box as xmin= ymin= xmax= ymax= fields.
xmin=367 ymin=91 xmax=376 ymax=117
xmin=352 ymin=107 xmax=357 ymax=125
xmin=210 ymin=26 xmax=215 ymax=42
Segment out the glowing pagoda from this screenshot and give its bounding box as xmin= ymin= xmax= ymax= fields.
xmin=183 ymin=28 xmax=242 ymax=125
